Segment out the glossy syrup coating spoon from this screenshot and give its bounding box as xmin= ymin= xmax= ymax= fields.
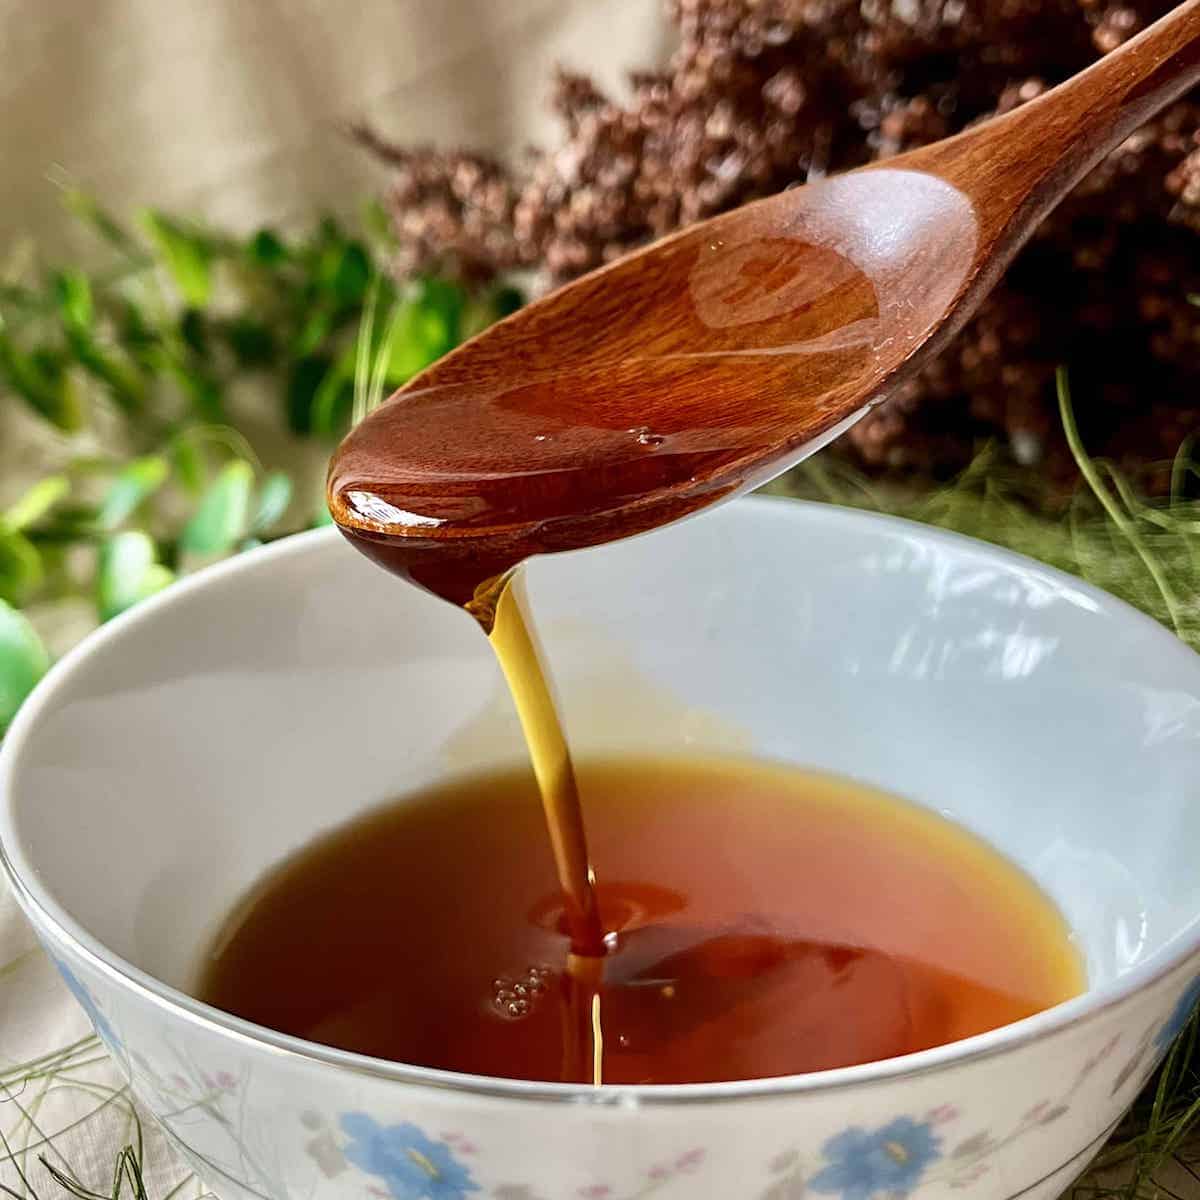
xmin=329 ymin=1 xmax=1200 ymax=603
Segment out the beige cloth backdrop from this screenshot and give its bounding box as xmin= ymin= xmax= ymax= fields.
xmin=3 ymin=0 xmax=666 ymax=252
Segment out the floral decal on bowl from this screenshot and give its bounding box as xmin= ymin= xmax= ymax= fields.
xmin=49 ymin=955 xmax=121 ymax=1053
xmin=760 ymin=1030 xmax=1129 ymax=1199
xmin=1154 ymin=974 xmax=1200 ymax=1051
xmin=565 ymin=1147 xmax=706 ymax=1198
xmin=1110 ymin=973 xmax=1200 ymax=1095
xmin=124 ymin=1040 xmax=291 ymax=1200
xmin=809 ymin=1117 xmax=941 ymax=1200
xmin=303 ymin=1110 xmax=705 ymax=1200
xmin=338 ymin=1113 xmax=481 ymax=1200
xmin=287 ymin=986 xmax=1197 ymax=1200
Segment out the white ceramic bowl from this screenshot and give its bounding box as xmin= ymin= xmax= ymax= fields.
xmin=3 ymin=497 xmax=1200 ymax=1200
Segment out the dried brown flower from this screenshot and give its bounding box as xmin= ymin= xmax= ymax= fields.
xmin=360 ymin=0 xmax=1200 ymax=478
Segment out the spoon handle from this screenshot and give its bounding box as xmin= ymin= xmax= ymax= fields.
xmin=908 ymin=0 xmax=1200 ymax=248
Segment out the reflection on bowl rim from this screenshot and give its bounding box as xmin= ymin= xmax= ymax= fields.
xmin=3 ymin=499 xmax=1199 ymax=1106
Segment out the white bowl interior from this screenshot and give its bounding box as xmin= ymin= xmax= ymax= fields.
xmin=5 ymin=498 xmax=1200 ymax=1002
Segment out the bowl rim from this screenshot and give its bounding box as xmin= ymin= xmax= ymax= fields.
xmin=3 ymin=495 xmax=1199 ymax=1106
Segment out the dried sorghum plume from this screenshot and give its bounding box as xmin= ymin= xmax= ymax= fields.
xmin=360 ymin=0 xmax=1200 ymax=479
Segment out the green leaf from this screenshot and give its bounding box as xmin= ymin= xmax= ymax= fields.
xmin=385 ymin=277 xmax=465 ymax=382
xmin=20 ymin=502 xmax=97 ymax=541
xmin=62 ymin=190 xmax=141 ymax=257
xmin=326 ymin=242 xmax=371 ymax=307
xmin=98 ymin=456 xmax=170 ymax=530
xmin=181 ymin=460 xmax=254 ymax=554
xmin=4 ymin=476 xmax=70 ymax=532
xmin=170 ymin=433 xmax=205 ymax=496
xmin=0 ymin=334 xmax=82 ymax=431
xmin=63 ymin=328 xmax=145 ymax=415
xmin=0 ymin=281 xmax=45 ymax=315
xmin=186 ymin=373 xmax=224 ymax=422
xmin=139 ymin=563 xmax=175 ymax=598
xmin=461 ymin=284 xmax=524 ymax=340
xmin=248 ymin=228 xmax=288 ymax=267
xmin=140 ymin=211 xmax=213 ymax=307
xmin=53 ymin=269 xmax=94 ymax=331
xmin=311 ymin=506 xmax=335 ymax=528
xmin=311 ymin=348 xmax=355 ymax=436
xmin=164 ymin=357 xmax=224 ymax=422
xmin=0 ymin=531 xmax=42 ymax=605
xmin=117 ymin=300 xmax=162 ymax=371
xmin=414 ymin=276 xmax=464 ymax=343
xmin=97 ymin=531 xmax=174 ymax=621
xmin=292 ymin=303 xmax=335 ymax=358
xmin=179 ymin=308 xmax=208 ymax=355
xmin=250 ymin=472 xmax=293 ymax=534
xmin=0 ymin=599 xmax=49 ymax=732
xmin=285 ymin=355 xmax=331 ymax=434
xmin=360 ymin=198 xmax=394 ymax=243
xmin=223 ymin=316 xmax=276 ymax=366
xmin=315 ymin=214 xmax=345 ymax=241
xmin=490 ymin=285 xmax=524 ymax=319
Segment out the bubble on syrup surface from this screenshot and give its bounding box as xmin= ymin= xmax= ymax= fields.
xmin=491 ymin=964 xmax=555 ymax=1021
xmin=628 ymin=425 xmax=665 ymax=447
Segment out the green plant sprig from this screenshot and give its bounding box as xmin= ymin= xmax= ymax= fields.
xmin=0 ymin=192 xmax=522 ymax=734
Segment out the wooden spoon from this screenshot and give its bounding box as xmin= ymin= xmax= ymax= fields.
xmin=330 ymin=1 xmax=1200 ymax=604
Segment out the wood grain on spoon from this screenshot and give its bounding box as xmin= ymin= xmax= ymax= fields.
xmin=329 ymin=0 xmax=1200 ymax=603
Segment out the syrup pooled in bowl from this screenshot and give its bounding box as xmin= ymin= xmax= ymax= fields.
xmin=199 ymin=550 xmax=1083 ymax=1086
xmin=197 ymin=754 xmax=1083 ymax=1085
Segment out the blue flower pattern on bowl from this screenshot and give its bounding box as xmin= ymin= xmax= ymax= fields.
xmin=1154 ymin=974 xmax=1200 ymax=1051
xmin=36 ymin=959 xmax=1200 ymax=1200
xmin=810 ymin=1117 xmax=941 ymax=1200
xmin=50 ymin=955 xmax=120 ymax=1051
xmin=301 ymin=1014 xmax=1136 ymax=1200
xmin=341 ymin=1113 xmax=480 ymax=1200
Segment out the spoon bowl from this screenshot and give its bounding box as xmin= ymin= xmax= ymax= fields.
xmin=330 ymin=169 xmax=976 ymax=598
